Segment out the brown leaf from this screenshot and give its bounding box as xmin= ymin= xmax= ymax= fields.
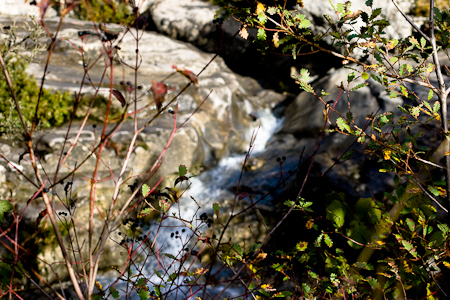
xmin=172 ymin=65 xmax=198 ymax=88
xmin=111 ymin=89 xmax=126 ymax=107
xmin=36 ymin=209 xmax=48 ymax=227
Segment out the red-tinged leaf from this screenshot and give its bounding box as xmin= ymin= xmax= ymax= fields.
xmin=238 ymin=192 xmax=250 ymax=200
xmin=151 ymin=80 xmax=169 ymax=111
xmin=36 ymin=209 xmax=47 ymax=227
xmin=172 ymin=64 xmax=198 ymax=88
xmin=30 ymin=0 xmax=52 ymax=19
xmin=111 ymin=89 xmax=126 ymax=107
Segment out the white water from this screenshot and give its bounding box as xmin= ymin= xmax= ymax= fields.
xmin=106 ymin=109 xmax=282 ymax=299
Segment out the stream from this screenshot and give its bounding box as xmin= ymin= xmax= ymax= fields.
xmin=104 ymin=109 xmax=283 ymax=299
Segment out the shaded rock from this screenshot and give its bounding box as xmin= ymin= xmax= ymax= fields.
xmin=301 ymin=0 xmax=414 ymax=45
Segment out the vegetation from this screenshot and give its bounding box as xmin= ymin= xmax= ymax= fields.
xmin=1 ymin=0 xmax=450 ymax=299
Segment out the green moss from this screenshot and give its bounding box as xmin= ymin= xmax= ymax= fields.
xmin=0 ymin=56 xmax=74 ymax=135
xmin=72 ymin=0 xmax=135 ymax=25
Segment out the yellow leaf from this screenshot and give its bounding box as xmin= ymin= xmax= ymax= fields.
xmin=273 ymin=32 xmax=280 ymax=48
xmin=436 ymin=186 xmax=447 ymax=197
xmin=252 ymin=252 xmax=267 ymax=264
xmin=443 ymin=261 xmax=450 ymax=269
xmin=193 ymin=267 xmax=208 ymax=276
xmin=256 ymin=2 xmax=265 ymax=14
xmin=383 ymin=149 xmax=391 ymax=160
xmin=305 ymin=218 xmax=314 ymax=229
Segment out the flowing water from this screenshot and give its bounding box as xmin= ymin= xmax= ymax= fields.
xmin=105 ymin=109 xmax=282 ymax=299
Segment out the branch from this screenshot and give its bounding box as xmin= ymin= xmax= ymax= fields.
xmin=391 ymin=0 xmax=431 ymax=43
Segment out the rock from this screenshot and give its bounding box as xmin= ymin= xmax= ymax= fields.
xmin=0 ymin=15 xmax=287 ymax=284
xmin=0 ymin=0 xmax=57 ymax=18
xmin=301 ymin=0 xmax=414 ymax=46
xmin=282 ymin=66 xmax=380 ymax=135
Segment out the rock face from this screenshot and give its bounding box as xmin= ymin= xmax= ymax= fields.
xmin=0 ymin=15 xmax=286 ymax=283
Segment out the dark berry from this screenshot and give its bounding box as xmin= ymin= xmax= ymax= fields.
xmin=171 ymin=232 xmax=174 ymax=238
xmin=43 ymin=188 xmax=49 ymax=193
xmin=182 ymin=229 xmax=185 ymax=233
xmin=282 ymin=156 xmax=286 ymax=161
xmin=277 ymin=157 xmax=281 ymax=162
xmin=93 ymin=124 xmax=97 ymax=128
xmin=118 ymin=232 xmax=122 ymax=235
xmin=175 ymin=231 xmax=179 ymax=235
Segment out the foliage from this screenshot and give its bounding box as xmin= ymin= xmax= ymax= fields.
xmin=2 ymin=0 xmax=450 ymax=299
xmin=214 ymin=0 xmax=450 ymax=298
xmin=72 ymin=0 xmax=135 ymax=25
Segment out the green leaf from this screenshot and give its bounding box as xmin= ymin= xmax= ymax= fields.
xmin=362 ymin=72 xmax=369 ymax=80
xmin=438 ymin=223 xmax=449 ymax=235
xmin=142 ymin=184 xmax=149 ymax=197
xmin=348 ymin=72 xmax=355 ymax=83
xmin=406 ymin=218 xmax=416 ymax=232
xmin=274 ymin=290 xmax=293 ymax=297
xmin=164 ymin=253 xmax=177 ymax=260
xmin=428 ymin=185 xmax=440 ymax=196
xmin=231 ymin=244 xmax=243 ymax=259
xmin=213 ymin=203 xmax=220 ymax=215
xmin=428 ymin=89 xmax=434 ymax=100
xmin=402 ymin=239 xmax=419 ymax=258
xmin=390 ymin=91 xmax=398 ymax=98
xmin=336 ymin=3 xmax=344 ymax=13
xmin=336 ymin=118 xmax=353 ymax=134
xmin=324 ymin=233 xmax=333 ymax=247
xmin=326 ymin=200 xmax=345 ymax=228
xmin=433 ymin=101 xmax=440 ymax=113
xmin=138 ymin=289 xmax=150 ymax=300
xmin=400 ymin=85 xmax=408 ymax=97
xmin=168 ymin=272 xmax=177 ymax=282
xmin=374 ymin=52 xmax=383 ymax=64
xmin=368 ymin=277 xmax=380 ymax=289
xmin=0 ymin=200 xmax=12 ymax=224
xmin=366 ymin=0 xmax=373 ymax=7
xmin=353 ymin=261 xmax=374 ymax=270
xmin=350 ymin=82 xmax=369 ymax=91
xmin=371 ymin=74 xmax=382 ymax=84
xmin=257 ymin=28 xmax=266 ymax=41
xmin=420 ymin=37 xmax=426 ymax=48
xmin=370 ymin=8 xmax=382 ymax=20
xmin=110 ymin=287 xmax=120 ymax=299
xmin=154 ymin=285 xmax=161 ymax=297
xmin=257 ymin=13 xmax=267 ymax=25
xmin=299 ymin=19 xmax=311 ymax=29
xmin=178 ymin=165 xmax=187 ymax=176
xmin=138 ymin=207 xmax=153 ymax=218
